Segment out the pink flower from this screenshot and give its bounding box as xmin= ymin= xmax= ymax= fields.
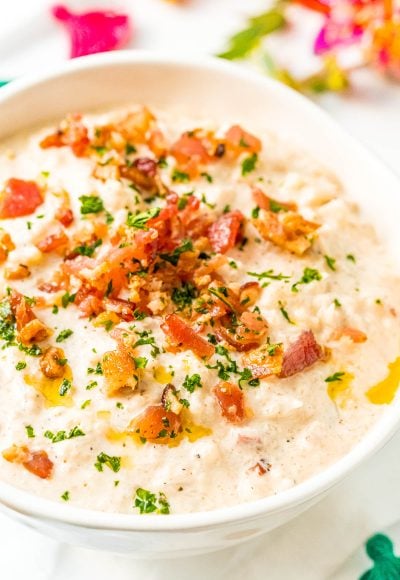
xmin=52 ymin=4 xmax=132 ymax=58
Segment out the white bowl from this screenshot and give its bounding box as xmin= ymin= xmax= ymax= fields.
xmin=0 ymin=51 xmax=399 ymax=559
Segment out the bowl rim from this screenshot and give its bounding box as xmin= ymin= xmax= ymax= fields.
xmin=0 ymin=49 xmax=399 ymax=532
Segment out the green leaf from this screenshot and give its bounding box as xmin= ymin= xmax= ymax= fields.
xmin=241 ymin=153 xmax=258 ymax=176
xmin=217 ymin=9 xmax=285 ymax=61
xmin=127 ymin=207 xmax=161 ymax=229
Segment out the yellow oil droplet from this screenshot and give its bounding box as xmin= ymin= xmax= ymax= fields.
xmin=97 ymin=410 xmax=111 ymax=420
xmin=327 ymin=372 xmax=354 ymax=408
xmin=168 ymin=410 xmax=212 ymax=447
xmin=105 ymin=427 xmax=127 ymax=442
xmin=153 ymin=365 xmax=173 ymax=385
xmin=120 ymin=456 xmax=132 ymax=468
xmin=92 ymin=311 xmax=120 ymax=330
xmin=366 ymin=357 xmax=400 ymax=405
xmin=24 ymin=366 xmax=73 ymax=407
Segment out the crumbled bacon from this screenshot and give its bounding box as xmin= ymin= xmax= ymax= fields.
xmin=208 ymin=210 xmax=244 ymax=254
xmin=9 ymin=290 xmax=51 ymax=344
xmin=132 ymin=404 xmax=182 ymax=443
xmin=4 ymin=264 xmax=30 ymax=280
xmin=161 ymin=313 xmax=215 ymax=358
xmin=36 ymin=228 xmax=69 ymax=254
xmin=148 ymin=129 xmax=168 ymax=157
xmin=252 ymin=187 xmax=297 ymax=212
xmin=279 ymin=330 xmax=323 ymax=378
xmin=2 ymin=445 xmax=53 ymax=479
xmin=242 ymin=343 xmax=284 ymax=378
xmin=213 ymin=381 xmax=247 ymax=423
xmin=331 ymin=326 xmax=367 ymax=343
xmin=40 ymin=113 xmax=90 ymax=157
xmin=0 ymin=178 xmax=43 ymax=219
xmin=56 ymin=207 xmax=74 ymax=227
xmin=239 ymin=282 xmax=261 ymax=308
xmin=39 ymin=347 xmax=67 ymax=379
xmin=120 ymin=157 xmax=158 ymax=191
xmin=224 ymin=125 xmax=262 ymax=157
xmin=102 ymin=348 xmax=137 ymax=396
xmin=217 ymin=310 xmax=269 ymax=352
xmin=0 ymin=230 xmax=15 ymax=263
xmin=252 ymin=209 xmax=319 ymax=256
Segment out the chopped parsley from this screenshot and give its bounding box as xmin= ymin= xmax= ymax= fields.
xmin=324 ymin=255 xmax=336 ymax=271
xmin=133 ymin=330 xmax=160 ymax=357
xmin=201 ymin=172 xmax=213 ymax=183
xmin=333 ymin=298 xmax=342 ymax=308
xmin=79 ymin=195 xmax=104 ymax=215
xmin=200 ymin=193 xmax=216 ymax=209
xmin=25 ymin=425 xmax=35 ymax=438
xmin=241 ymin=153 xmax=258 ymax=176
xmin=73 ymin=239 xmax=102 ymax=257
xmin=133 ymin=356 xmax=148 ymax=369
xmin=251 ymin=206 xmax=260 ymax=218
xmin=59 ymin=378 xmax=72 ymax=396
xmin=171 ymin=282 xmax=198 ymax=310
xmin=61 ymin=491 xmax=70 ymax=501
xmin=16 ymin=361 xmax=27 ymax=371
xmin=127 ymin=207 xmax=161 ymax=229
xmin=269 ymin=199 xmax=288 ymax=213
xmin=171 ymin=169 xmax=190 ymax=183
xmin=182 ymin=373 xmax=202 ymax=393
xmin=158 ymin=156 xmax=168 ymax=168
xmin=81 ymin=399 xmax=91 ymax=409
xmin=346 ymin=254 xmax=356 ymax=263
xmin=56 ymin=329 xmax=73 ymax=343
xmin=52 ymin=305 xmax=59 ymax=315
xmin=94 ymin=452 xmax=121 ymax=473
xmin=87 ymin=363 xmax=103 ymax=375
xmin=160 ymin=239 xmax=193 ymax=266
xmin=61 ymin=291 xmax=76 ymax=308
xmin=44 ymin=426 xmax=85 ymax=443
xmin=86 ymin=380 xmax=98 ymax=390
xmin=134 ymin=487 xmax=170 ymax=515
xmin=278 ymin=301 xmax=294 ymax=324
xmin=247 ymin=270 xmax=291 ymax=286
xmin=206 ymin=345 xmax=259 ymax=388
xmin=292 ymin=268 xmax=322 ymax=292
xmin=229 ymin=260 xmax=238 ymax=269
xmin=325 ymin=372 xmax=346 ymax=383
xmin=125 ymin=143 xmax=137 ymax=155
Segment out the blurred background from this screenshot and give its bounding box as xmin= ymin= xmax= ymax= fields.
xmin=1 ymin=0 xmax=399 ymax=165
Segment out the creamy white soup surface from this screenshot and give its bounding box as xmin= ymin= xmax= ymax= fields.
xmin=0 ymin=107 xmax=398 ymax=515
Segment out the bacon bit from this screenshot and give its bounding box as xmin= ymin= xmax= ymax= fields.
xmin=36 ymin=228 xmax=69 ymax=254
xmin=171 ymin=132 xmax=211 ymax=166
xmin=2 ymin=445 xmax=53 ymax=479
xmin=56 ymin=206 xmax=74 ymax=227
xmin=39 ymin=347 xmax=67 ymax=379
xmin=224 ymin=125 xmax=262 ymax=156
xmin=331 ymin=326 xmax=367 ymax=343
xmin=208 ymin=210 xmax=244 ymax=254
xmin=279 ymin=330 xmax=323 ymax=378
xmin=131 ymin=404 xmax=182 ymax=443
xmin=102 ymin=348 xmax=137 ymax=396
xmin=217 ymin=310 xmax=269 ymax=352
xmin=252 ymin=187 xmax=297 ymax=212
xmin=4 ymin=264 xmax=31 ymax=280
xmin=239 ymin=281 xmax=261 ymax=307
xmin=120 ymin=157 xmax=158 ymax=191
xmin=78 ymin=293 xmax=104 ymax=318
xmin=242 ymin=344 xmax=284 ymax=379
xmin=0 ymin=178 xmax=43 ymax=219
xmin=104 ymin=298 xmax=135 ymax=322
xmin=0 ymin=230 xmax=15 ymax=263
xmin=10 ymin=290 xmax=51 ymax=344
xmin=213 ymin=381 xmax=247 ymax=423
xmin=252 ymin=209 xmax=319 ymax=256
xmin=161 ymin=384 xmax=184 ymax=415
xmin=162 ymin=313 xmax=215 ymax=358
xmin=40 ymin=113 xmax=90 ymax=157
xmin=249 ymin=461 xmax=269 ymax=476
xmin=148 ymin=129 xmax=168 ymax=158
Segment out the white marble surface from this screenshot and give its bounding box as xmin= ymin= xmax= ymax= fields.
xmin=0 ymin=1 xmax=399 ymax=578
